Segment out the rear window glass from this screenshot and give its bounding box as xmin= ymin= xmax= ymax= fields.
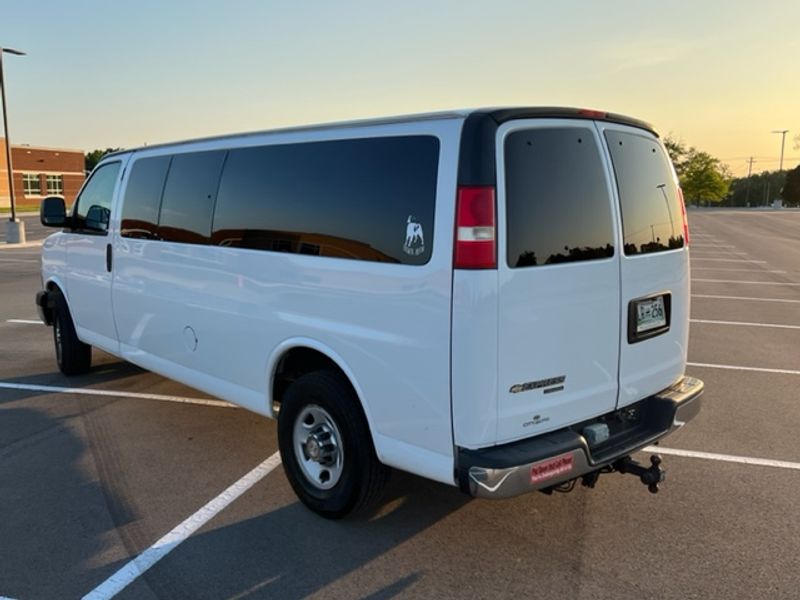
xmin=604 ymin=130 xmax=685 ymax=255
xmin=158 ymin=151 xmax=227 ymax=245
xmin=505 ymin=127 xmax=615 ymax=268
xmin=212 ymin=136 xmax=439 ymax=265
xmin=121 ymin=156 xmax=170 ymax=239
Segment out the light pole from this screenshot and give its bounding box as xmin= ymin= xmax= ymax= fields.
xmin=771 ymin=129 xmax=789 ymax=172
xmin=1 ymin=46 xmax=26 ymax=244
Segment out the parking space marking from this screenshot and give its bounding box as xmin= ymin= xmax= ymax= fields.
xmin=687 ymin=362 xmax=800 ymax=376
xmin=81 ymin=452 xmax=282 ymax=600
xmin=692 ymin=268 xmax=786 ymax=273
xmin=691 ymin=258 xmax=767 ymax=263
xmin=692 ymin=294 xmax=800 ymax=304
xmin=693 ymin=279 xmax=800 ymax=286
xmin=0 ymin=381 xmax=236 ymax=409
xmin=5 ymin=319 xmax=43 ymax=325
xmin=690 ymin=318 xmax=800 ymax=330
xmin=643 ymin=447 xmax=800 ymax=471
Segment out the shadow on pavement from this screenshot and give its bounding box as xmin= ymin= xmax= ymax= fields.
xmin=101 ymin=470 xmax=471 ymax=599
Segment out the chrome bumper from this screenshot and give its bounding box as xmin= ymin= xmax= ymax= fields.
xmin=458 ymin=376 xmax=704 ymax=499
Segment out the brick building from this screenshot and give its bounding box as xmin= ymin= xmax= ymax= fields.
xmin=0 ymin=140 xmax=85 ymax=209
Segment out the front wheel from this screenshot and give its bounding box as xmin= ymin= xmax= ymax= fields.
xmin=52 ymin=290 xmax=92 ymax=376
xmin=277 ymin=370 xmax=389 ymax=519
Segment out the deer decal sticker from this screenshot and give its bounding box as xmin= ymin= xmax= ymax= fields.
xmin=403 ymin=216 xmax=425 ymax=256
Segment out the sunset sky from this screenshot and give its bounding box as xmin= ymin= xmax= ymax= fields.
xmin=1 ymin=0 xmax=797 ymax=176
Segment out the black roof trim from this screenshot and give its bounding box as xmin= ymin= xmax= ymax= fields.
xmin=457 ymin=107 xmax=657 ymax=186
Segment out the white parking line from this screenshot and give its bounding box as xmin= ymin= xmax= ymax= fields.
xmin=81 ymin=452 xmax=282 ymax=600
xmin=690 ymin=319 xmax=800 ymax=330
xmin=692 ymin=268 xmax=786 ymax=273
xmin=0 ymin=381 xmax=235 ymax=408
xmin=692 ymin=294 xmax=800 ymax=304
xmin=687 ymin=362 xmax=800 ymax=376
xmin=6 ymin=319 xmax=43 ymax=325
xmin=691 ymin=258 xmax=767 ymax=263
xmin=643 ymin=447 xmax=800 ymax=471
xmin=693 ymin=279 xmax=800 ymax=286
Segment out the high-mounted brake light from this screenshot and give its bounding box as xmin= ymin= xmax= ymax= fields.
xmin=454 ymin=186 xmax=496 ymax=269
xmin=578 ymin=108 xmax=608 ymax=119
xmin=677 ymin=186 xmax=690 ymax=246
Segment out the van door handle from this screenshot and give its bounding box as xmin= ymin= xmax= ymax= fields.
xmin=106 ymin=243 xmax=112 ymax=272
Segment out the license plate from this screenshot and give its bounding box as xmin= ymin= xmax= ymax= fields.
xmin=636 ymin=296 xmax=667 ymax=333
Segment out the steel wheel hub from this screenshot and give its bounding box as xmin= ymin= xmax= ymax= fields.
xmin=293 ymin=405 xmax=344 ymax=490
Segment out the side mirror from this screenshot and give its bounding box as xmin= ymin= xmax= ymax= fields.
xmin=85 ymin=205 xmax=111 ymax=232
xmin=40 ymin=196 xmax=67 ymax=227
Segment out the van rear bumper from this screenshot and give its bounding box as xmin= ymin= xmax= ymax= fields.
xmin=457 ymin=376 xmax=703 ymax=499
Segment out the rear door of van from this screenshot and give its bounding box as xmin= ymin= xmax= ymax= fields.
xmin=598 ymin=123 xmax=690 ymax=408
xmin=494 ymin=120 xmax=622 ymax=444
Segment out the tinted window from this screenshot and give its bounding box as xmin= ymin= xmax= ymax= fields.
xmin=121 ymin=156 xmax=170 ymax=239
xmin=158 ymin=151 xmax=227 ymax=244
xmin=212 ymin=136 xmax=439 ymax=265
xmin=505 ymin=128 xmax=614 ymax=268
xmin=73 ymin=162 xmax=121 ymax=232
xmin=605 ymin=130 xmax=684 ymax=255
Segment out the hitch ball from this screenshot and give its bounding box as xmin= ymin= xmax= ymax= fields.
xmin=614 ymin=454 xmax=667 ymax=494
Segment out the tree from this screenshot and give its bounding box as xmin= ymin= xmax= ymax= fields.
xmin=663 ymin=135 xmax=688 ymax=178
xmin=680 ymin=149 xmax=730 ymax=205
xmin=85 ymin=148 xmax=121 ymax=172
xmin=781 ymin=165 xmax=800 ymax=207
xmin=726 ymin=170 xmax=786 ymax=207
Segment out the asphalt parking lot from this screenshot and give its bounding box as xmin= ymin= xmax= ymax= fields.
xmin=1 ymin=210 xmax=799 ymax=599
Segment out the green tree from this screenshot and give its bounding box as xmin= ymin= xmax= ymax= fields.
xmin=781 ymin=165 xmax=800 ymax=207
xmin=85 ymin=148 xmax=121 ymax=172
xmin=726 ymin=171 xmax=786 ymax=207
xmin=680 ymin=149 xmax=730 ymax=205
xmin=663 ymin=135 xmax=688 ymax=177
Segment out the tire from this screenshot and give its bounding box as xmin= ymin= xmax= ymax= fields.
xmin=51 ymin=290 xmax=92 ymax=376
xmin=277 ymin=370 xmax=389 ymax=519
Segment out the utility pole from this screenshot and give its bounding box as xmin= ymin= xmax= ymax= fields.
xmin=744 ymin=157 xmax=754 ymax=207
xmin=1 ymin=46 xmax=27 ymax=244
xmin=772 ymin=129 xmax=789 ymax=172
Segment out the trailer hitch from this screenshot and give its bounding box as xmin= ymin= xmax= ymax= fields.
xmin=613 ymin=454 xmax=665 ymax=494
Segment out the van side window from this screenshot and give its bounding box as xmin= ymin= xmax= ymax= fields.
xmin=72 ymin=162 xmax=122 ymax=232
xmin=211 ymin=136 xmax=439 ymax=265
xmin=505 ymin=128 xmax=614 ymax=268
xmin=120 ymin=156 xmax=171 ymax=239
xmin=604 ymin=130 xmax=685 ymax=255
xmin=158 ymin=150 xmax=227 ymax=245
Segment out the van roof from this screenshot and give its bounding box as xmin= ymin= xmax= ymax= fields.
xmin=104 ymin=107 xmax=656 ymax=160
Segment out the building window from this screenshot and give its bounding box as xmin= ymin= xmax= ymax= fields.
xmin=23 ymin=174 xmax=41 ymax=196
xmin=46 ymin=175 xmax=64 ymax=195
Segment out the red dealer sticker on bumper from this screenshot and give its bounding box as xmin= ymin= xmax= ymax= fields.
xmin=530 ymin=453 xmax=574 ymax=485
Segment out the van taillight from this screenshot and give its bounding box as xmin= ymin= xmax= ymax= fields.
xmin=455 ymin=186 xmax=496 ymax=269
xmin=677 ymin=187 xmax=690 ymax=246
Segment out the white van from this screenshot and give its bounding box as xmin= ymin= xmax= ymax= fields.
xmin=36 ymin=107 xmax=703 ymax=518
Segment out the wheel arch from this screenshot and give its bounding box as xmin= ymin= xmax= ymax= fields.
xmin=267 ymin=338 xmax=380 ymax=456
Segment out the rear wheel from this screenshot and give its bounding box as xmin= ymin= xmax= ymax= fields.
xmin=52 ymin=290 xmax=92 ymax=375
xmin=277 ymin=370 xmax=389 ymax=519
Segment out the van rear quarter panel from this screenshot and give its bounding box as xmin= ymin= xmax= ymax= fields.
xmin=111 ymin=119 xmax=462 ymax=484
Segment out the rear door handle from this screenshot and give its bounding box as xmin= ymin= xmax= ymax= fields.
xmin=106 ymin=243 xmax=112 ymax=272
